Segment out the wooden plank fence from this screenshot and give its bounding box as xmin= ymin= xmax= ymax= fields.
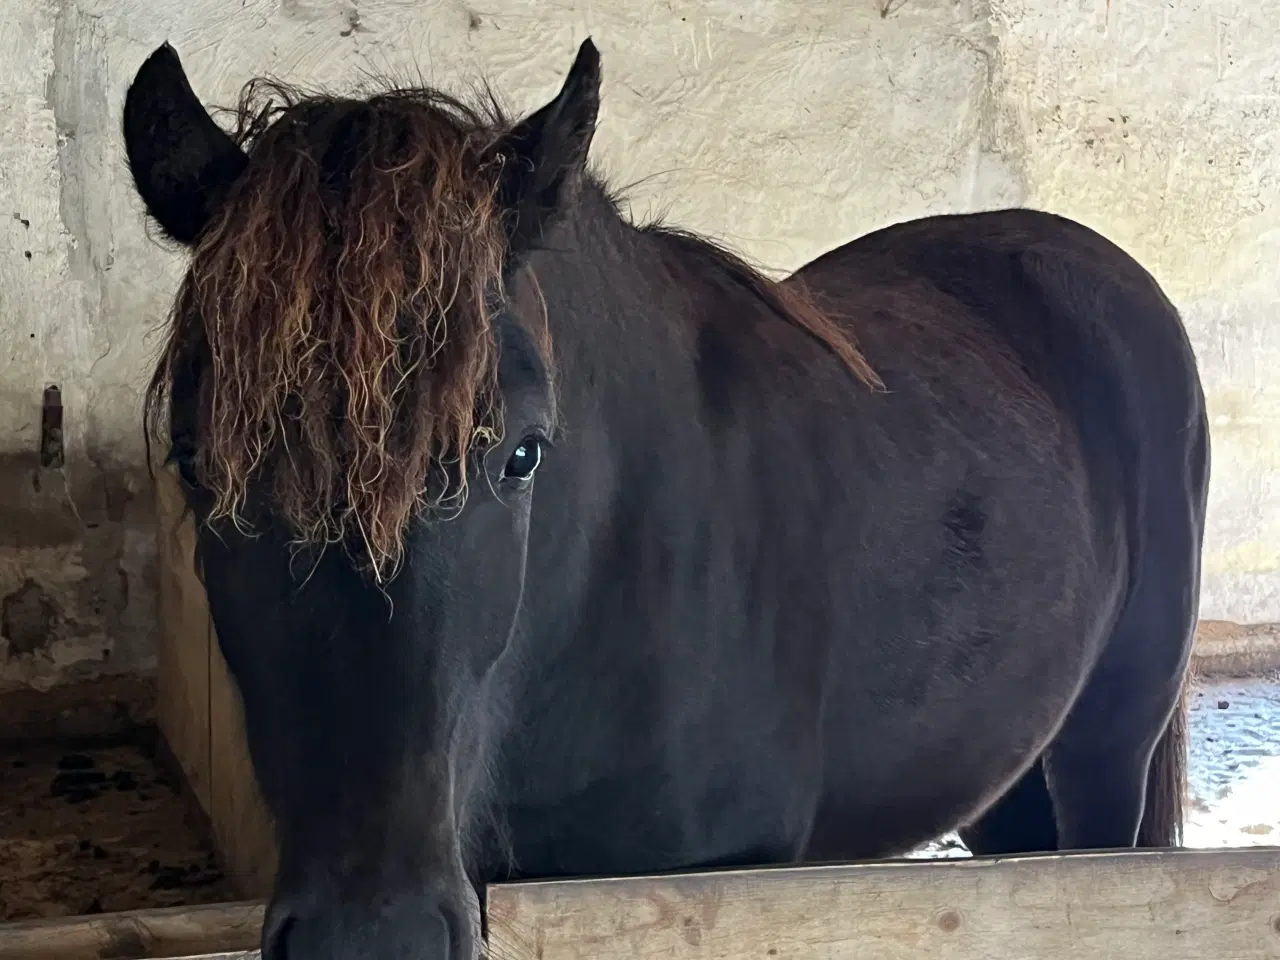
xmin=2 ymin=847 xmax=1277 ymax=960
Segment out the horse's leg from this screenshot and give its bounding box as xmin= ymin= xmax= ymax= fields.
xmin=957 ymin=758 xmax=1058 ymax=856
xmin=1041 ymin=606 xmax=1194 ymax=850
xmin=1041 ymin=419 xmax=1207 ymax=851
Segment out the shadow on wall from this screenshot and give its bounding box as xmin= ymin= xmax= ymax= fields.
xmin=0 ymin=450 xmax=158 ymax=694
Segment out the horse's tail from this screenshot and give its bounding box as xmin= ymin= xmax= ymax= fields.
xmin=1137 ymin=675 xmax=1189 ymax=847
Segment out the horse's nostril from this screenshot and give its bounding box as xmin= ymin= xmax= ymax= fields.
xmin=260 ymin=889 xmax=471 ymax=960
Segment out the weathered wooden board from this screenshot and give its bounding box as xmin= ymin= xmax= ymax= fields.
xmin=0 ymin=901 xmax=263 ymax=960
xmin=486 ymin=847 xmax=1280 ymax=960
xmin=154 ymin=467 xmax=276 ymax=899
xmin=155 ymin=462 xmax=213 ymax=819
xmin=206 ymin=623 xmax=275 ymax=900
xmin=1196 ymin=620 xmax=1280 ymax=677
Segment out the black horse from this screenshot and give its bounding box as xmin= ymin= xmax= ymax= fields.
xmin=123 ymin=39 xmax=1209 ymax=960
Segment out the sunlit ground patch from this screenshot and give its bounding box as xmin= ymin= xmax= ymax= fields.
xmin=1184 ymin=677 xmax=1280 ymax=848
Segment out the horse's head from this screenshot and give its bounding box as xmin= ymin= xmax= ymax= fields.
xmin=124 ymin=40 xmax=601 ymax=960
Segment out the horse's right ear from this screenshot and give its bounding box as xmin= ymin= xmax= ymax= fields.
xmin=122 ymin=44 xmax=248 ymax=246
xmin=490 ymin=38 xmax=601 ymax=257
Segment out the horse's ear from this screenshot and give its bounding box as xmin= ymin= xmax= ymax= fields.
xmin=492 ymin=39 xmax=601 ymax=256
xmin=122 ymin=43 xmax=249 ymax=246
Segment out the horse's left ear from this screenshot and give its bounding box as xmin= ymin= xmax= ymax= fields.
xmin=122 ymin=43 xmax=249 ymax=246
xmin=492 ymin=38 xmax=601 ymax=255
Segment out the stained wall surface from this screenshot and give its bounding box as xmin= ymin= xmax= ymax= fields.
xmin=1 ymin=0 xmax=1277 ymax=688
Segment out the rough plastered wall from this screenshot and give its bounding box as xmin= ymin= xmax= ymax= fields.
xmin=0 ymin=0 xmax=1276 ymax=690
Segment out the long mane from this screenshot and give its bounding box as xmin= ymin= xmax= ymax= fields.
xmin=147 ymin=79 xmax=514 ymax=581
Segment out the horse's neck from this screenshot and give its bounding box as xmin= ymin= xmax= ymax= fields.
xmin=537 ymin=202 xmax=694 ymax=399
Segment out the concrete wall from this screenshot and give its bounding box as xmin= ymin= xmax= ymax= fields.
xmin=1 ymin=0 xmax=1277 ymax=690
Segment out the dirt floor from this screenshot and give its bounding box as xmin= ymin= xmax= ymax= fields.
xmin=0 ymin=730 xmax=236 ymax=921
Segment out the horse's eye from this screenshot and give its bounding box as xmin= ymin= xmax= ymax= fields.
xmin=502 ymin=436 xmax=543 ymax=483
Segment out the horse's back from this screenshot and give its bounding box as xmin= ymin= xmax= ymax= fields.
xmin=797 ymin=207 xmax=1205 ymax=577
xmin=801 ymin=208 xmax=1200 ymax=417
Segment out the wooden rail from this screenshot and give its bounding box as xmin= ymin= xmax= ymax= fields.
xmin=0 ymin=901 xmax=263 ymax=960
xmin=485 ymin=847 xmax=1280 ymax=960
xmin=3 ymin=847 xmax=1278 ymax=959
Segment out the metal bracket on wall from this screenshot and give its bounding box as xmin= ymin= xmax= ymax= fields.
xmin=40 ymin=384 xmax=64 ymax=469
